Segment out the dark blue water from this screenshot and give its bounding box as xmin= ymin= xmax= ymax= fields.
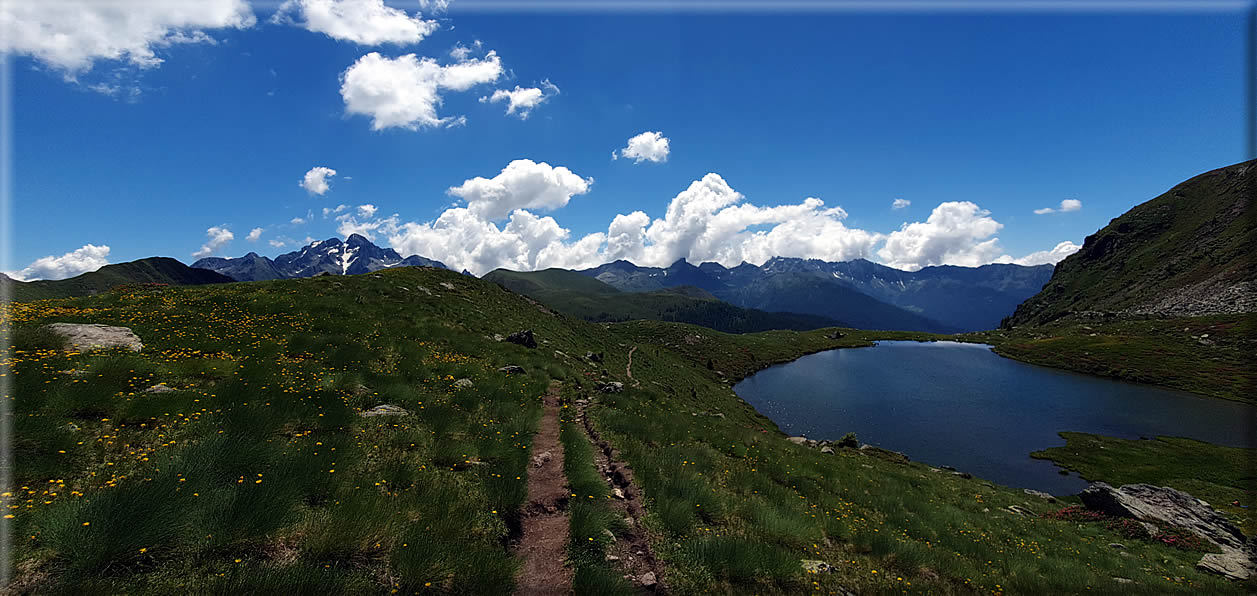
xmin=733 ymin=341 xmax=1257 ymax=496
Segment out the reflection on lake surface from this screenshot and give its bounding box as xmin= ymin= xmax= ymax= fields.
xmin=733 ymin=341 xmax=1257 ymax=495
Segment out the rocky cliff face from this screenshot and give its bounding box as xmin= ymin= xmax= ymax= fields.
xmin=1007 ymin=160 xmax=1256 ymax=327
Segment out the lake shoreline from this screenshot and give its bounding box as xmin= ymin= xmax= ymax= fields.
xmin=732 ymin=339 xmax=1257 ymax=496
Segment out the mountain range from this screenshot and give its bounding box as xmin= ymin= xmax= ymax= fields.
xmin=483 ymin=267 xmax=845 ymax=334
xmin=578 ymin=257 xmax=1054 ymax=332
xmin=13 ymin=234 xmax=1052 ymax=333
xmin=191 ymin=234 xmax=449 ymax=282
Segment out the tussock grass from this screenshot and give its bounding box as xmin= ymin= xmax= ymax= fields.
xmin=559 ymin=411 xmax=634 ymax=596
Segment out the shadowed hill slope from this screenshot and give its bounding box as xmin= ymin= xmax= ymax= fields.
xmin=483 ymin=267 xmax=846 ymax=333
xmin=4 ymin=257 xmax=234 ymax=302
xmin=1007 ymin=159 xmax=1257 ymax=327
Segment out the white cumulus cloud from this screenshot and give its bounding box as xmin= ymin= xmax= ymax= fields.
xmin=339 ymin=50 xmax=503 ymax=130
xmin=419 ymin=0 xmax=451 ymax=13
xmin=323 ymin=204 xmax=350 ymax=217
xmin=274 ymin=0 xmax=437 ymax=45
xmin=998 ymin=240 xmax=1082 ymax=266
xmin=246 ymin=227 xmax=264 ymax=242
xmin=301 ymin=166 xmax=338 ymax=195
xmin=448 ymin=159 xmax=593 ymax=221
xmin=358 ymin=204 xmax=378 ymax=218
xmin=192 ymin=226 xmax=234 ymax=258
xmin=878 ymin=202 xmax=1005 ymax=271
xmin=8 ymin=244 xmax=111 ymax=281
xmin=480 ymin=80 xmax=559 ymax=119
xmin=345 ymin=164 xmax=1073 ymax=277
xmin=0 ymin=0 xmax=255 ymax=77
xmin=892 ymin=198 xmax=911 ymax=210
xmin=615 ymin=131 xmax=670 ymax=163
xmin=382 ymin=169 xmax=880 ymax=275
xmin=1034 ymin=198 xmax=1083 ymax=215
xmin=449 ymin=40 xmax=481 ymax=61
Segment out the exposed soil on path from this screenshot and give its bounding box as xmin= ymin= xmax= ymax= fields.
xmin=514 ymin=382 xmax=573 ymax=596
xmin=574 ymin=392 xmax=665 ymax=593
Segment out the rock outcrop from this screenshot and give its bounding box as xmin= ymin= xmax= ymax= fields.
xmin=1080 ymin=482 xmax=1256 ymax=581
xmin=43 ymin=323 xmax=142 ymax=352
xmin=359 ymin=404 xmax=409 ymax=417
xmin=505 ymin=329 xmax=537 ymax=349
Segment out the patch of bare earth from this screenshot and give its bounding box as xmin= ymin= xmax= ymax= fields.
xmin=574 ymin=393 xmax=665 ymax=593
xmin=514 ymin=382 xmax=573 ymax=596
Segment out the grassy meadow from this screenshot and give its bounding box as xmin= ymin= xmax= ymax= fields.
xmin=1 ymin=268 xmax=1252 ymax=594
xmin=961 ymin=314 xmax=1256 ymax=404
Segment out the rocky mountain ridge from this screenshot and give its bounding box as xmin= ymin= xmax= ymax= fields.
xmin=192 ymin=234 xmax=449 ymax=282
xmin=580 ymin=256 xmax=1054 ymax=332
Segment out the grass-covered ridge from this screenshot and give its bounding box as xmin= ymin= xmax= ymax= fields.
xmin=2 ymin=257 xmax=234 ymax=302
xmin=484 ymin=267 xmax=844 ymax=333
xmin=961 ymin=313 xmax=1256 ymax=404
xmin=1007 ymin=159 xmax=1256 ymax=326
xmin=2 ymin=268 xmax=1250 ymax=593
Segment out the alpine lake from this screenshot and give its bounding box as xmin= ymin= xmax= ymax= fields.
xmin=733 ymin=340 xmax=1257 ymax=495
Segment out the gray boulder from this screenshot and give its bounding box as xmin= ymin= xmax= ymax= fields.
xmin=359 ymin=404 xmax=409 ymax=417
xmin=1080 ymin=482 xmax=1255 ymax=581
xmin=1023 ymin=488 xmax=1057 ymax=503
xmin=498 ymin=365 xmax=526 ymax=375
xmin=43 ymin=323 xmax=142 ymax=352
xmin=598 ymin=381 xmax=624 ymax=394
xmin=1079 ymin=482 xmax=1247 ymax=551
xmin=453 ymin=378 xmax=474 ymax=388
xmin=505 ymin=329 xmax=537 ymax=349
xmin=1198 ymin=551 xmax=1257 ymax=582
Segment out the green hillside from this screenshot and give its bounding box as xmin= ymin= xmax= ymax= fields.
xmin=484 ymin=268 xmax=845 ymax=333
xmin=963 ymin=313 xmax=1255 ymax=404
xmin=3 ymin=268 xmax=1247 ymax=594
xmin=1008 ymin=159 xmax=1256 ymax=327
xmin=3 ymin=257 xmax=234 ymax=302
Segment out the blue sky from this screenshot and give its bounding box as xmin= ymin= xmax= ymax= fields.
xmin=4 ymin=1 xmax=1251 ymax=278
